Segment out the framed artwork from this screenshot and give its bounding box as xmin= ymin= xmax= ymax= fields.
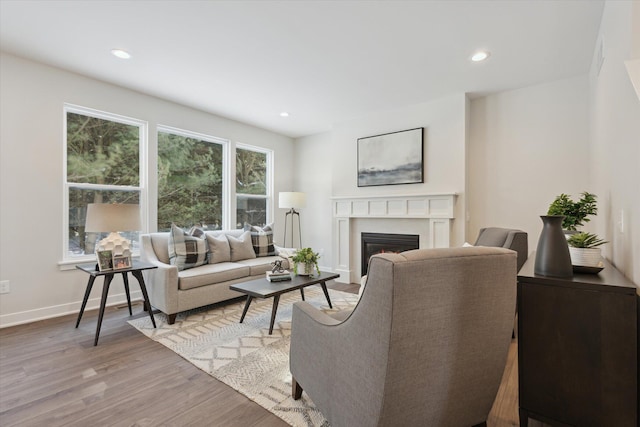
xmin=357 ymin=127 xmax=424 ymax=187
xmin=96 ymin=250 xmax=113 ymax=271
xmin=112 ymin=254 xmax=132 ymax=270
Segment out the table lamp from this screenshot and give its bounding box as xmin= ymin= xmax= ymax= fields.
xmin=279 ymin=192 xmax=306 ymax=248
xmin=85 ymin=203 xmax=141 ymax=257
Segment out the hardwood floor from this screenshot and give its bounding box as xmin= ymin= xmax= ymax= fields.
xmin=0 ymin=282 xmax=536 ymax=427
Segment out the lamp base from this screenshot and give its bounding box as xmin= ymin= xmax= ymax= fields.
xmin=96 ymin=231 xmax=132 ymax=257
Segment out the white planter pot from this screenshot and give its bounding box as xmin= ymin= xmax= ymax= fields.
xmin=569 ymin=247 xmax=602 ymax=267
xmin=295 ymin=262 xmax=315 ymax=276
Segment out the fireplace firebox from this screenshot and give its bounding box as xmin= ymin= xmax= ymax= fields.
xmin=361 ymin=232 xmax=419 ymax=276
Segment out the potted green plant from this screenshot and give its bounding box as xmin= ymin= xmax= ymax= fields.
xmin=547 ymin=192 xmax=598 ymax=231
xmin=291 ymin=247 xmax=320 ymax=276
xmin=567 ymin=232 xmax=607 ymax=267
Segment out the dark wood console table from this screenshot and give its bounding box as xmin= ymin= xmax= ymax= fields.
xmin=517 ymin=253 xmax=638 ymax=427
xmin=76 ymin=261 xmax=157 ymax=346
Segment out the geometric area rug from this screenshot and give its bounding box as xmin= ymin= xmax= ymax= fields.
xmin=128 ymin=287 xmax=360 ymax=427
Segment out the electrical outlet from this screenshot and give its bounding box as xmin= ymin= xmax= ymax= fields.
xmin=0 ymin=280 xmax=10 ymax=294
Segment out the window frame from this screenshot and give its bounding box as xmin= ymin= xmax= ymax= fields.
xmin=61 ymin=104 xmax=148 ymax=266
xmin=156 ymin=125 xmax=231 ymax=230
xmin=235 ymin=142 xmax=274 ymax=228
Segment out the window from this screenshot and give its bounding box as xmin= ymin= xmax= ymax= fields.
xmin=64 ymin=105 xmax=146 ymax=259
xmin=236 ymin=145 xmax=272 ymax=228
xmin=157 ymin=127 xmax=226 ymax=231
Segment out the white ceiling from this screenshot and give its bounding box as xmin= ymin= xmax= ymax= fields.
xmin=0 ymin=0 xmax=604 ymax=138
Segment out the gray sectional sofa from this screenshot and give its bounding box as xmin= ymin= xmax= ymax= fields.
xmin=140 ymin=228 xmax=289 ymax=324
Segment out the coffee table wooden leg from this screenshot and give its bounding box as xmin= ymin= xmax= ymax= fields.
xmin=320 ymin=282 xmax=333 ymax=309
xmin=269 ymin=295 xmax=281 ymax=335
xmin=239 ymin=295 xmax=253 ymax=323
xmin=299 ymin=288 xmax=305 ymax=301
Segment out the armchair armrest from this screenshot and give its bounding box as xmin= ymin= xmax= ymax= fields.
xmin=292 ymin=301 xmax=343 ymax=327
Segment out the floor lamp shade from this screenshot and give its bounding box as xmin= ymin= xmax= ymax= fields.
xmin=85 ymin=203 xmax=141 ymax=257
xmin=279 ymin=192 xmax=306 ymax=248
xmin=279 ymin=192 xmax=307 ymax=209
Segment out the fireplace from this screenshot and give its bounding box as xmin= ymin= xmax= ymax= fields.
xmin=361 ymin=232 xmax=419 ymax=276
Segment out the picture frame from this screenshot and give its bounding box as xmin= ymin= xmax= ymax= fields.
xmin=357 ymin=127 xmax=424 ymax=187
xmin=112 ymin=254 xmax=132 ymax=270
xmin=96 ymin=250 xmax=114 ymax=271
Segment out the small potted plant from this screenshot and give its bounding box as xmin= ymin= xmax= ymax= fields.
xmin=567 ymin=232 xmax=607 ymax=267
xmin=547 ymin=192 xmax=598 ymax=232
xmin=291 ymin=247 xmax=320 ymax=276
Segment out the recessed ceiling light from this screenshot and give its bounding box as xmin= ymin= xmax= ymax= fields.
xmin=280 ymin=112 xmax=290 ymax=117
xmin=471 ymin=51 xmax=490 ymax=62
xmin=111 ymin=49 xmax=131 ymax=59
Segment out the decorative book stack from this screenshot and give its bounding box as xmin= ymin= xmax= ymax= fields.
xmin=266 ymin=270 xmax=292 ymax=282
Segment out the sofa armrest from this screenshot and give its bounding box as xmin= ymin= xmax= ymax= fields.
xmin=140 ymin=234 xmax=179 ymax=315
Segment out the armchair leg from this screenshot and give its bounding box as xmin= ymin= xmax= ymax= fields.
xmin=292 ymin=377 xmax=303 ymax=400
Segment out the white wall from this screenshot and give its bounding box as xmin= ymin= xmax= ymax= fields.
xmin=468 ymin=75 xmax=591 ymax=253
xmin=330 ymin=93 xmax=468 ymax=245
xmin=291 ymin=131 xmax=334 ymax=271
xmin=0 ymin=53 xmax=294 ymax=327
xmin=589 ymin=0 xmax=640 ymax=284
xmin=294 ymin=94 xmax=468 ymax=280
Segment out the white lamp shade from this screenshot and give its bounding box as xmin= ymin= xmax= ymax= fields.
xmin=85 ymin=203 xmax=141 ymax=232
xmin=279 ymin=192 xmax=307 ymax=209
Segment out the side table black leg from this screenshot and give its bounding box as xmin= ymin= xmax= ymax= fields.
xmin=121 ymin=272 xmax=132 ymax=315
xmin=320 ymin=282 xmax=333 ymax=309
xmin=239 ymin=295 xmax=253 ymax=323
xmin=94 ymin=274 xmax=113 ymax=346
xmin=76 ymin=275 xmax=96 ymax=328
xmin=269 ymin=295 xmax=281 ymax=335
xmin=300 ymin=288 xmax=305 ymax=301
xmin=132 ymin=271 xmax=156 ymax=328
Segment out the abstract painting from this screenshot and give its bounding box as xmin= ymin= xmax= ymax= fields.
xmin=357 ymin=127 xmax=424 ymax=187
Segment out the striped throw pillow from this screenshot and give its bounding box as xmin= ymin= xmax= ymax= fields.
xmin=168 ymin=224 xmax=208 ymax=271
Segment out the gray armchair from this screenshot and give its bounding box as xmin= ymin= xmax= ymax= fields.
xmin=474 ymin=227 xmax=528 ymax=272
xmin=290 ymin=247 xmax=517 ymax=427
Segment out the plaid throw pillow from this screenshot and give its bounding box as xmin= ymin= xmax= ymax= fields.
xmin=168 ymin=224 xmax=208 ymax=271
xmin=244 ymin=223 xmax=276 ymax=257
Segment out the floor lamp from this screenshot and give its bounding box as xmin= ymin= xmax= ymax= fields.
xmin=279 ymin=192 xmax=306 ymax=248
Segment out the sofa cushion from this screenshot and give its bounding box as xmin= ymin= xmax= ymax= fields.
xmin=168 ymin=224 xmax=209 ymax=271
xmin=227 ymin=230 xmax=256 ymax=261
xmin=206 ymin=233 xmax=231 ymax=264
xmin=178 ymin=262 xmax=250 ymax=290
xmin=235 ymin=255 xmax=290 ymax=276
xmin=245 ymin=223 xmax=276 ymax=257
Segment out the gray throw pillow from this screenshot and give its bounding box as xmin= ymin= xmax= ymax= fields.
xmin=206 ymin=233 xmax=231 ymax=264
xmin=227 ymin=230 xmax=256 ymax=261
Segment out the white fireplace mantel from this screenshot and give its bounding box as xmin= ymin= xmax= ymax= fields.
xmin=331 ymin=193 xmax=457 ymax=283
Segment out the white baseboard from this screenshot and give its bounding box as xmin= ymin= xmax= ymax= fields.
xmin=0 ymin=290 xmax=143 ymax=329
xmin=335 ymin=268 xmax=351 ymax=284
